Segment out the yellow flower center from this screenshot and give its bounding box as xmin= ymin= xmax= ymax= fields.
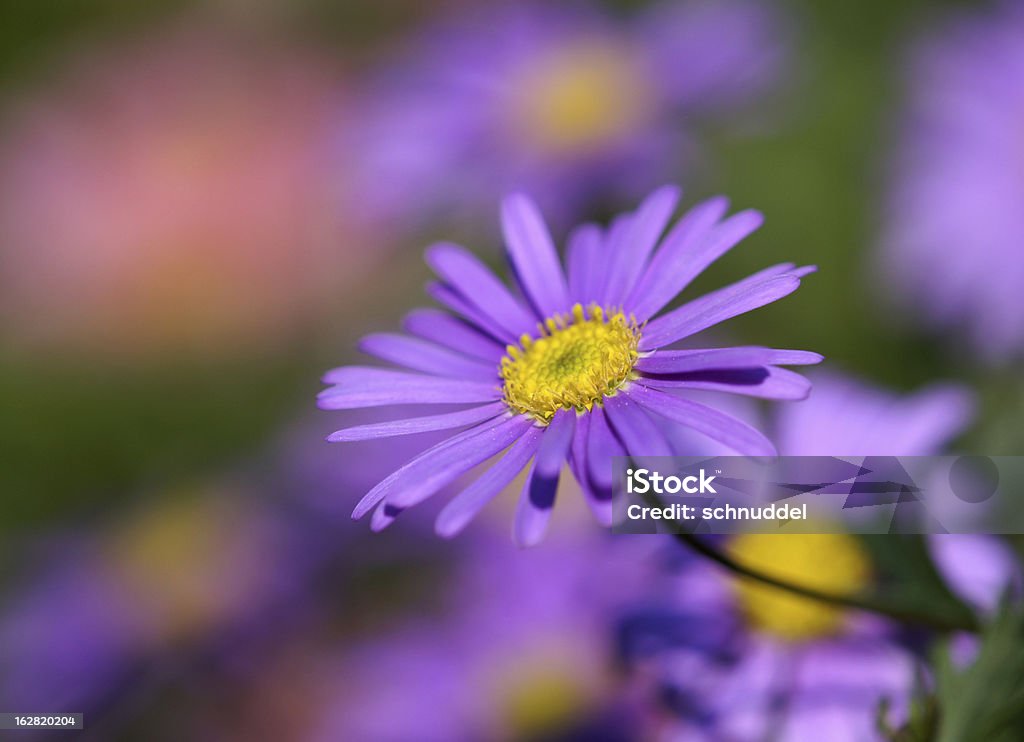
xmin=501 ymin=303 xmax=639 ymax=424
xmin=499 ymin=667 xmax=589 ymax=739
xmin=483 ymin=639 xmax=600 ymax=740
xmin=510 ymin=41 xmax=654 ymax=155
xmin=726 ymin=533 xmax=872 ymax=642
xmin=105 ymin=492 xmax=263 ymax=643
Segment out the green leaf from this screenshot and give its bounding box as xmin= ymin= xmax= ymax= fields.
xmin=858 ymin=535 xmax=980 ymax=635
xmin=934 ymin=600 xmax=1024 ymax=742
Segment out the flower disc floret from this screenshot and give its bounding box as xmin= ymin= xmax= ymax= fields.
xmin=501 ymin=303 xmax=639 ymax=424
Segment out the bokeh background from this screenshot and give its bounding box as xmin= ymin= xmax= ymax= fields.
xmin=2 ymin=0 xmax=1023 ymax=740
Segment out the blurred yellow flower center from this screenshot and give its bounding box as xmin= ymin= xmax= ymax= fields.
xmin=501 ymin=303 xmax=639 ymax=424
xmin=499 ymin=667 xmax=589 ymax=739
xmin=105 ymin=495 xmax=248 ymax=642
xmin=727 ymin=533 xmax=871 ymax=642
xmin=512 ymin=42 xmax=653 ymax=154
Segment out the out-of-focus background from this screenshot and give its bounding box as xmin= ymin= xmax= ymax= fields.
xmin=2 ymin=1 xmax=1023 ymax=740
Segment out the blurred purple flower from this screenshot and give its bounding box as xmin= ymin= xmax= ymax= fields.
xmin=309 ymin=518 xmax=659 ymax=741
xmin=627 ymin=373 xmax=1016 ymax=740
xmin=348 ymin=0 xmax=790 ymax=229
xmin=0 ymin=551 xmax=139 ymax=714
xmin=880 ymin=2 xmax=1024 ymax=363
xmin=0 ymin=492 xmax=311 ymax=713
xmin=319 ymin=187 xmax=821 ymax=544
xmin=643 ymin=551 xmax=915 ymax=741
xmin=772 ymin=371 xmax=975 ymax=456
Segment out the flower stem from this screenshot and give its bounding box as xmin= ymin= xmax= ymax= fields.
xmin=672 ymin=531 xmax=980 ymax=634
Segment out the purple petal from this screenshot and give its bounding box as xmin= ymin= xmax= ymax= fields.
xmin=624 ymin=195 xmax=729 ymax=318
xmin=628 ymin=203 xmax=762 ymax=321
xmin=359 ymin=333 xmax=498 ymax=380
xmin=929 ymin=535 xmax=1020 ymax=615
xmin=573 ymin=469 xmax=612 ymax=527
xmin=587 ymin=406 xmax=626 ymax=490
xmin=428 ymin=282 xmax=516 ymax=344
xmin=425 ymin=243 xmax=536 ymax=337
xmin=639 ymin=0 xmax=790 ymax=111
xmin=886 ymin=385 xmax=976 ymax=455
xmin=534 ymin=408 xmax=576 ymax=478
xmin=627 ymin=384 xmax=777 ymax=457
xmin=566 ymin=223 xmax=603 ymax=305
xmin=602 ymin=185 xmax=681 ymax=306
xmin=773 ymin=373 xmax=973 ymax=456
xmin=603 ymin=393 xmax=675 ymax=457
xmin=513 ymin=462 xmax=553 ymax=548
xmin=569 ymin=413 xmax=612 ymax=526
xmin=402 ymin=309 xmax=505 ymax=362
xmin=512 ymin=410 xmax=575 ymax=546
xmin=371 ymin=502 xmax=403 ymax=532
xmin=640 ymin=270 xmax=807 ymax=351
xmin=643 ymin=366 xmax=813 ymax=400
xmin=384 ymin=415 xmax=534 ymax=510
xmin=637 ymin=347 xmax=823 ymax=374
xmin=350 ymin=414 xmax=511 ymax=519
xmin=501 ymin=193 xmax=570 ymax=318
xmin=434 ymin=427 xmax=544 ymax=538
xmin=785 ymin=640 xmax=914 ymax=739
xmin=318 ymin=366 xmax=500 ymax=409
xmin=327 ymin=402 xmax=506 ymax=442
xmin=593 ymin=213 xmax=633 ymax=304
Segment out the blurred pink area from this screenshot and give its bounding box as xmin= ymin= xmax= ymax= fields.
xmin=0 ymin=28 xmax=380 ymax=360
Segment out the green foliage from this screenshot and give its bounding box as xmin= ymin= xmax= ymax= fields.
xmin=859 ymin=535 xmax=980 ymax=635
xmin=0 ymin=0 xmax=190 ymax=84
xmin=933 ymin=600 xmax=1024 ymax=742
xmin=878 ymin=600 xmax=1024 ymax=742
xmin=0 ymin=352 xmax=312 ymax=532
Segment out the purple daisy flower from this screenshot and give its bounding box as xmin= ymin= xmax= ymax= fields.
xmin=880 ymin=2 xmax=1024 ymax=363
xmin=626 ymin=373 xmax=1009 ymax=741
xmin=349 ymin=0 xmax=790 ymax=229
xmin=319 ymin=186 xmax=821 ymax=544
